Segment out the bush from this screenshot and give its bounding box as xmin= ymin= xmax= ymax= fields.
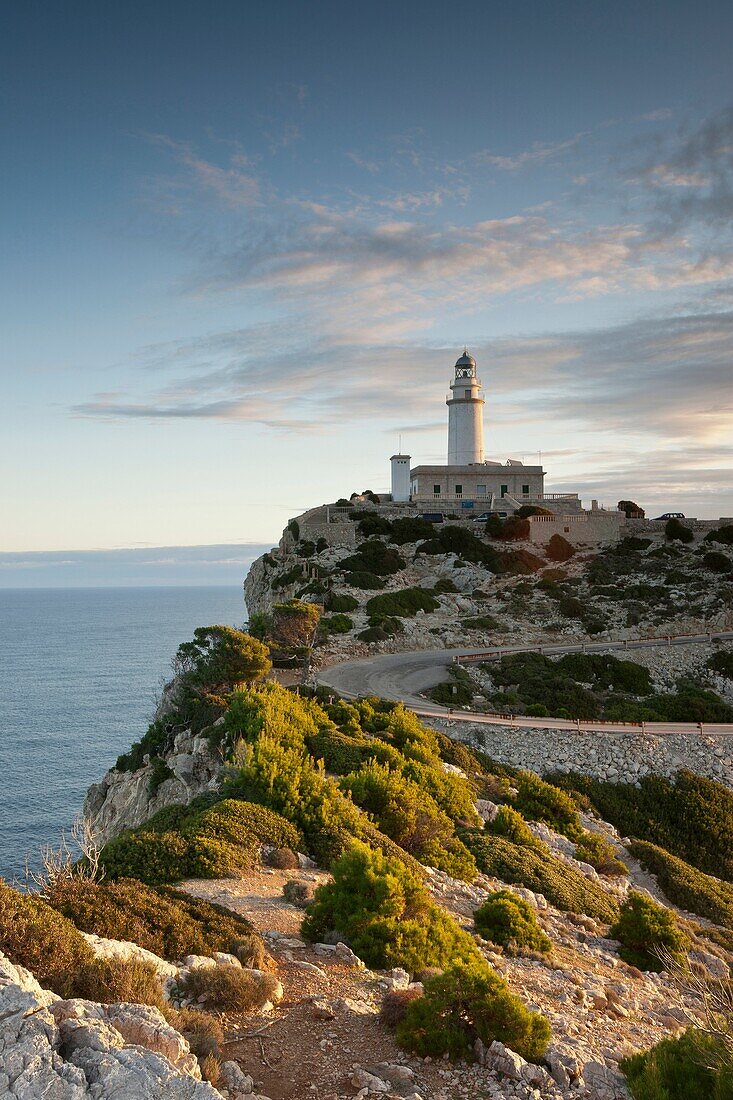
xmin=497 ymin=516 xmax=530 ymax=541
xmin=167 ymin=1007 xmax=224 ymax=1061
xmin=463 ymin=614 xmax=502 ymax=631
xmin=545 ymin=534 xmax=575 ymax=561
xmin=709 ymin=651 xmax=733 ymax=679
xmin=356 ymin=514 xmax=392 ymax=538
xmin=365 ymin=587 xmax=440 ymax=618
xmin=474 ymin=890 xmax=551 ymax=955
xmin=610 ymin=891 xmax=689 ymax=971
xmin=574 ymin=831 xmax=628 ymax=877
xmin=344 ymin=571 xmax=386 ymax=589
xmin=301 ymin=842 xmax=480 ymax=972
xmin=628 ymin=841 xmax=733 ymax=928
xmin=429 ymin=680 xmax=473 ymax=707
xmin=0 ymin=881 xmax=96 ymax=997
xmin=341 ymin=541 xmax=405 ymax=576
xmin=703 ymin=551 xmax=731 ymax=573
xmin=622 ymin=1029 xmax=733 ymax=1100
xmin=512 ymin=770 xmax=582 ymax=838
xmin=552 ymin=770 xmax=733 ymax=883
xmin=325 ymin=592 xmax=359 ymax=613
xmin=705 ymin=524 xmax=733 ymax=546
xmin=321 ymin=614 xmax=354 ymax=635
xmin=380 ymin=986 xmax=424 ymax=1027
xmin=485 ymin=805 xmax=540 ymax=848
xmin=271 ymin=600 xmax=321 ymax=647
xmin=265 ymin=847 xmax=300 ymax=869
xmin=665 ymin=518 xmax=694 ymax=544
xmin=283 ymin=880 xmax=315 ymax=908
xmin=396 ymin=961 xmax=550 ymax=1062
xmin=148 ymin=757 xmax=173 ymax=795
xmin=173 ymin=626 xmax=271 ymax=692
xmin=463 ymin=833 xmax=618 ymax=923
xmin=389 ymin=517 xmax=436 ymax=544
xmin=181 ymin=966 xmax=281 ymax=1012
xmin=73 ymin=956 xmax=165 ymax=1009
xmin=340 ymin=760 xmax=477 ymax=880
xmin=306 ymin=727 xmax=369 ymax=774
xmin=46 ymin=876 xmax=266 ymax=962
xmin=99 ymin=798 xmax=302 ymax=884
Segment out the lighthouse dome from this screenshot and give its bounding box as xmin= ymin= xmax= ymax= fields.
xmin=455 ymin=350 xmax=476 ymax=370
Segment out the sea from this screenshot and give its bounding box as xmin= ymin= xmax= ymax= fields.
xmin=0 ymin=586 xmax=246 ymax=882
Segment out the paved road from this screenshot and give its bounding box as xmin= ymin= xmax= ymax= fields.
xmin=318 ymin=630 xmax=733 ymax=737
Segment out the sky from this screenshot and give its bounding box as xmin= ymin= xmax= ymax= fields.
xmin=2 ymin=1 xmax=733 ymax=581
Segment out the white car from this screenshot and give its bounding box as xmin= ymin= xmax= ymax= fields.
xmin=472 ymin=511 xmax=508 ymax=522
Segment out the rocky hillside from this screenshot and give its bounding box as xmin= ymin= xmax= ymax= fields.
xmin=4 ymin=518 xmax=733 ymax=1099
xmin=244 ymin=511 xmax=733 ymax=668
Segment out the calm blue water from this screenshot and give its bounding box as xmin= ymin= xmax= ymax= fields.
xmin=0 ymin=586 xmax=246 ymax=882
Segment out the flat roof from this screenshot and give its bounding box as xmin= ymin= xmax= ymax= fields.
xmin=411 ymin=463 xmax=545 ymax=475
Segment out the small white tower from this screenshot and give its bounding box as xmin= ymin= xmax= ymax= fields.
xmin=447 ymin=350 xmax=485 ymax=465
xmin=390 ymin=454 xmax=411 ymax=502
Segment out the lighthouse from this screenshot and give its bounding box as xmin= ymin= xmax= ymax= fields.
xmin=447 ymin=350 xmax=485 ymax=465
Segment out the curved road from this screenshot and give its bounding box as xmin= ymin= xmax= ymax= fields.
xmin=318 ymin=630 xmax=733 ymax=737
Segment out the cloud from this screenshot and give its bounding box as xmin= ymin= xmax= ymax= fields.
xmin=474 ymin=131 xmax=590 ymax=172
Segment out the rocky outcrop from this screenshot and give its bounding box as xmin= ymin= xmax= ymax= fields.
xmin=0 ymin=951 xmax=223 ymax=1098
xmin=84 ymin=725 xmax=224 ymax=846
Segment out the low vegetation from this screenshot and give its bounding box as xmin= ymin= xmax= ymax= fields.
xmin=474 ymin=889 xmax=551 ymax=955
xmin=301 ymin=841 xmax=480 ymax=972
xmin=627 ymin=841 xmax=733 ymax=929
xmin=179 ymin=966 xmax=280 ymax=1012
xmin=610 ymin=891 xmax=689 ymax=971
xmin=622 ymin=1029 xmax=733 ymax=1100
xmin=395 ymin=961 xmax=551 ymax=1063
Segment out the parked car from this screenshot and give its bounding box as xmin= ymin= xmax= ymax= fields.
xmin=653 ymin=512 xmax=685 ymax=520
xmin=417 ymin=512 xmax=445 ymax=523
xmin=472 ymin=511 xmax=508 ymax=522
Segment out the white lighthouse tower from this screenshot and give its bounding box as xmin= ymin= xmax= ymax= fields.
xmin=447 ymin=350 xmax=485 ymax=465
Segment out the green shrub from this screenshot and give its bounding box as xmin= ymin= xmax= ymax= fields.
xmin=341 ymin=540 xmax=405 ymax=576
xmin=181 ymin=966 xmax=281 ymax=1011
xmin=485 ymin=805 xmax=540 ymax=848
xmin=628 ymin=841 xmax=733 ymax=928
xmin=306 ymin=727 xmax=369 ymax=774
xmin=173 ymin=626 xmax=271 ymax=691
xmin=46 ymin=876 xmax=265 ymax=962
xmin=512 ymin=770 xmax=582 ymax=838
xmin=389 ymin=517 xmax=436 ymax=544
xmin=356 ymin=514 xmax=392 ymax=538
xmin=325 ymin=592 xmax=359 ymax=613
xmin=365 ymin=587 xmax=440 ymax=618
xmin=703 ymin=551 xmax=731 ymax=573
xmin=665 ymin=518 xmax=694 ymax=544
xmin=321 ymin=613 xmax=354 ymax=635
xmin=610 ymin=891 xmax=689 ymax=971
xmin=463 ymin=832 xmax=618 ymax=923
xmin=340 ymin=760 xmax=477 ymax=880
xmin=344 ymin=571 xmax=386 ymax=589
xmin=574 ymin=831 xmax=628 ymax=877
xmin=709 ymin=651 xmax=733 ymax=679
xmin=552 ymin=770 xmax=733 ymax=883
xmin=474 ymin=889 xmax=551 ymax=955
xmin=148 ymin=757 xmax=174 ymax=795
xmin=622 ymin=1029 xmax=733 ymax=1100
xmin=463 ymin=614 xmax=502 ymax=631
xmin=301 ymin=842 xmax=480 ymax=972
xmin=396 ymin=961 xmax=550 ymax=1062
xmin=429 ymin=680 xmax=474 ymax=707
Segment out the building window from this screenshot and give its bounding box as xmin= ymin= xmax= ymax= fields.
xmin=522 ymin=484 xmax=529 ymax=495
xmin=433 ymin=484 xmax=441 ymax=495
xmin=464 ymin=389 xmax=471 ymax=398
xmin=501 ymin=484 xmax=508 ymax=497
xmin=477 ymin=484 xmax=486 ymax=496
xmin=455 ymin=484 xmax=462 ymax=496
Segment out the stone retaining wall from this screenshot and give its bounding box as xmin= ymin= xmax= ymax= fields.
xmin=436 ymin=720 xmax=733 ymax=788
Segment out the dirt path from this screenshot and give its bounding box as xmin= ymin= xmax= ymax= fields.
xmin=180 ymin=869 xmax=443 ymax=1100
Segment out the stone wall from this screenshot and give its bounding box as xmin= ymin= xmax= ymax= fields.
xmin=438 ymin=719 xmax=733 ymax=788
xmin=528 ymin=511 xmax=625 ymax=547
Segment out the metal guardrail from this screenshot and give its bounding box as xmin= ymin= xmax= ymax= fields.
xmin=453 ymin=630 xmax=733 ymax=665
